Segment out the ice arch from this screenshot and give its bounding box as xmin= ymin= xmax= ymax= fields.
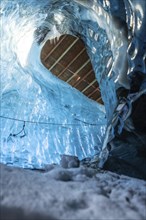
xmin=1 ymin=0 xmax=145 ymax=169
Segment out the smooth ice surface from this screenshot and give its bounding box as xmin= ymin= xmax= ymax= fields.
xmin=0 ymin=0 xmax=139 ymax=168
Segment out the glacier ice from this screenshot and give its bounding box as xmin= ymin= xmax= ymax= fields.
xmin=0 ymin=0 xmax=108 ymax=168
xmin=1 ymin=0 xmax=145 ymax=169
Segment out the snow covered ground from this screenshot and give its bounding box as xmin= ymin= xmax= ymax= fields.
xmin=0 ymin=163 xmax=146 ymax=220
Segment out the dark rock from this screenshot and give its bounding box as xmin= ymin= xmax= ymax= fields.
xmin=60 ymin=155 xmax=80 ymax=168
xmin=104 ymin=130 xmax=146 ymax=180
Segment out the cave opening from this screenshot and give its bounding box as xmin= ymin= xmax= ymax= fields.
xmin=41 ymin=34 xmax=103 ymax=104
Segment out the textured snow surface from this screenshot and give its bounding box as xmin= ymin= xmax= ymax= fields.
xmin=0 ymin=163 xmax=146 ymax=220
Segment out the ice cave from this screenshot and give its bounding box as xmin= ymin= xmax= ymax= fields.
xmin=0 ymin=0 xmax=146 ymax=219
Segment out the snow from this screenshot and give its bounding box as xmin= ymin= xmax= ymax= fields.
xmin=1 ymin=163 xmax=146 ymax=220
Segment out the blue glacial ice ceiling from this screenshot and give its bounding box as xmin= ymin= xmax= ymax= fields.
xmin=0 ymin=0 xmax=146 ymax=168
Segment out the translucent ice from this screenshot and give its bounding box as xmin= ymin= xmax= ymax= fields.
xmin=0 ymin=0 xmax=107 ymax=168
xmin=1 ymin=0 xmax=144 ymax=168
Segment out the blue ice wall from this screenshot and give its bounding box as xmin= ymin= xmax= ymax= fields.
xmin=0 ymin=0 xmax=108 ymax=168
xmin=0 ymin=0 xmax=132 ymax=168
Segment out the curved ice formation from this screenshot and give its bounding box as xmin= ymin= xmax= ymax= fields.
xmin=0 ymin=0 xmax=146 ymax=168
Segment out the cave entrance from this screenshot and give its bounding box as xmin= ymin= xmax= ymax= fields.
xmin=41 ymin=34 xmax=103 ymax=104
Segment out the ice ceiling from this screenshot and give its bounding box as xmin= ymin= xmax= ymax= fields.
xmin=0 ymin=0 xmax=146 ymax=168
